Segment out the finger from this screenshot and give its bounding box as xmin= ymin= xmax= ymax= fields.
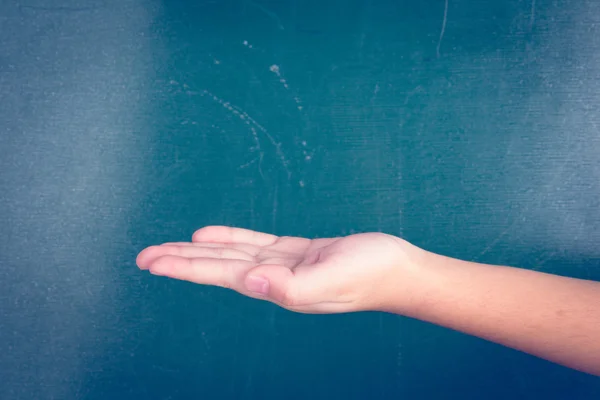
xmin=192 ymin=226 xmax=279 ymax=246
xmin=161 ymin=242 xmax=260 ymax=256
xmin=136 ymin=245 xmax=254 ymax=270
xmin=148 ymin=255 xmax=253 ymax=289
xmin=242 ymin=264 xmax=303 ymax=307
xmin=160 ymin=242 xmax=260 ymax=256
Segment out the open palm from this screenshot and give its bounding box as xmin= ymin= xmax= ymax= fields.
xmin=136 ymin=226 xmax=420 ymax=313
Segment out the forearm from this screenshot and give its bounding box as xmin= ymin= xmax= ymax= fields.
xmin=386 ymin=252 xmax=600 ymax=376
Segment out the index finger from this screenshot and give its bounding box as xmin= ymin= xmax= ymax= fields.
xmin=148 ymin=254 xmax=254 ymax=290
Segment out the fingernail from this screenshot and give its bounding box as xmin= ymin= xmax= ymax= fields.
xmin=245 ymin=275 xmax=269 ymax=295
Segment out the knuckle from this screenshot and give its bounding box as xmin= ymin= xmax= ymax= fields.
xmin=217 ymin=260 xmax=234 ymax=289
xmin=280 ymin=285 xmax=300 ymax=308
xmin=213 ymin=247 xmax=226 ymax=258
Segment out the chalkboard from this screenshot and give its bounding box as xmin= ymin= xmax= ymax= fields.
xmin=1 ymin=0 xmax=600 ymax=398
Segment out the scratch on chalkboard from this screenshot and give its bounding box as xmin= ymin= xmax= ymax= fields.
xmin=238 ymin=128 xmax=266 ymax=179
xmin=403 ymin=85 xmax=424 ymax=105
xmin=247 ymin=0 xmax=285 ymax=30
xmin=530 ymin=0 xmax=536 ymax=31
xmin=436 ymin=0 xmax=449 ymax=58
xmin=476 ymin=223 xmax=513 ymax=260
xmin=370 ymin=82 xmax=380 ymax=105
xmin=200 ymin=89 xmax=291 ymax=178
xmin=530 ymin=250 xmax=559 ymax=271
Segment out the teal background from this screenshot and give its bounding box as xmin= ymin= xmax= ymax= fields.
xmin=1 ymin=0 xmax=600 ymax=398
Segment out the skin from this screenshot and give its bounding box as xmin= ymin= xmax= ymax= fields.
xmin=136 ymin=225 xmax=600 ymax=377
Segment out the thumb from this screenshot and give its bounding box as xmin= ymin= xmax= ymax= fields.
xmin=243 ymin=265 xmax=300 ymax=307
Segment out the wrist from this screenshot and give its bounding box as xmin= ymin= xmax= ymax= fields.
xmin=376 ymin=237 xmax=441 ymax=317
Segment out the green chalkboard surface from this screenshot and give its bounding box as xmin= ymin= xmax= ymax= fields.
xmin=1 ymin=0 xmax=600 ymax=398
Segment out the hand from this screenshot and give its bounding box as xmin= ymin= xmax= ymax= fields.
xmin=136 ymin=226 xmax=428 ymax=314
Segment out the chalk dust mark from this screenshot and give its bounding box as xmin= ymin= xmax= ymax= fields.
xmin=238 ymin=157 xmax=258 ymax=169
xmin=200 ymin=331 xmax=211 ymax=350
xmin=403 ymin=85 xmax=424 ymax=105
xmin=243 ymin=40 xmax=254 ymax=49
xmin=231 ymin=104 xmax=268 ymax=133
xmin=270 ymin=64 xmax=289 ymax=89
xmin=201 ymin=89 xmax=291 ymax=178
xmin=396 ymin=342 xmax=404 ymax=372
xmin=247 ymin=0 xmax=285 ymax=30
xmin=370 ymin=82 xmax=380 ymax=105
xmin=19 ymin=4 xmax=104 ymax=12
xmin=169 ymin=81 xmax=292 ymax=179
xmin=302 ymin=140 xmax=314 ymax=161
xmin=358 ymin=32 xmax=366 ymax=52
xmin=248 ymin=126 xmax=261 ymax=152
xmin=530 ymin=0 xmax=536 ymax=30
xmin=269 ymin=64 xmax=303 ymax=110
xmin=152 ymin=364 xmax=179 ymax=374
xmin=436 ymin=0 xmax=449 ymax=58
xmin=378 ymin=312 xmax=384 ymax=340
xmin=272 ymin=183 xmax=278 ymax=232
